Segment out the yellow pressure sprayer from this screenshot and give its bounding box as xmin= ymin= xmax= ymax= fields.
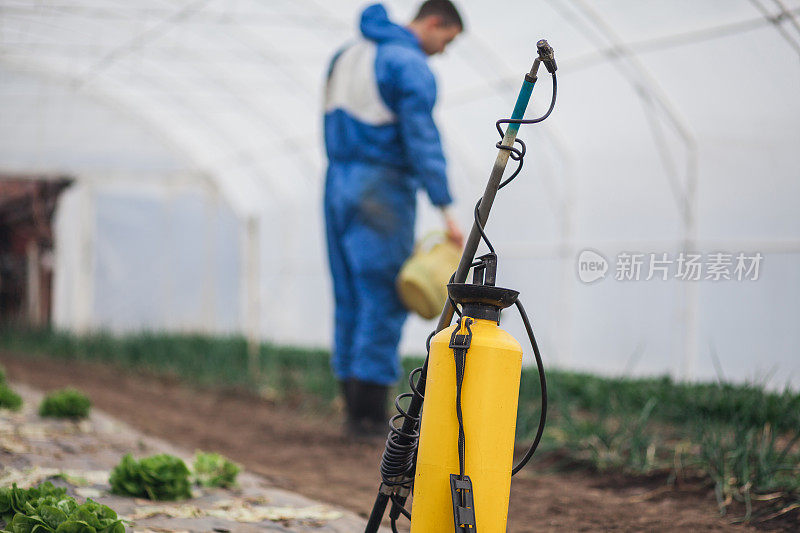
xmin=412 ymin=255 xmax=524 ymax=531
xmin=365 ymin=40 xmax=558 ymax=532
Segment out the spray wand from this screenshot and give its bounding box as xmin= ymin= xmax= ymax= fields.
xmin=365 ymin=40 xmax=558 ymax=533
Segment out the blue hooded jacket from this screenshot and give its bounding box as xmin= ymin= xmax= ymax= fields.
xmin=324 ymin=3 xmax=453 ymax=207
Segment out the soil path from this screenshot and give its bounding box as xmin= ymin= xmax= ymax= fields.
xmin=1 ymin=352 xmax=777 ymax=532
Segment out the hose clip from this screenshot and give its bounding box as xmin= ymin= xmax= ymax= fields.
xmin=449 ymin=317 xmax=473 ymax=352
xmin=450 ymin=474 xmax=477 ymax=532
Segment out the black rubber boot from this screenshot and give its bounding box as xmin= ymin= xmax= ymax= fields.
xmin=351 ymin=379 xmax=389 ymax=439
xmin=339 ymin=379 xmax=360 ymax=436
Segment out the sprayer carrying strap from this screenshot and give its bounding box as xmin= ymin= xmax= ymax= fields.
xmin=449 ymin=317 xmax=476 ymax=532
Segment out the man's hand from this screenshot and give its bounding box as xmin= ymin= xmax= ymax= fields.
xmin=441 ymin=207 xmax=464 ymax=249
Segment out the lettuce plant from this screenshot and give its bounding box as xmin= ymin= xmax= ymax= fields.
xmin=39 ymin=388 xmax=91 ymax=419
xmin=0 ymin=482 xmax=123 ymax=533
xmin=0 ymin=385 xmax=21 ymax=412
xmin=109 ymin=454 xmax=191 ymax=500
xmin=193 ymin=452 xmax=240 ymax=488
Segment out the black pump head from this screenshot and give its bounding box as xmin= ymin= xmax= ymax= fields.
xmin=448 ymin=253 xmax=518 ymax=322
xmin=447 ymin=283 xmax=518 ymax=310
xmin=536 ymin=39 xmax=557 ymax=74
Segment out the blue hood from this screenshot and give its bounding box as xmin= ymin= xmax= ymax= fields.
xmin=360 ymin=4 xmax=420 ymax=49
xmin=324 ymin=2 xmax=452 ymax=208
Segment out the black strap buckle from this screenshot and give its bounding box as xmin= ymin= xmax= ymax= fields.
xmin=450 ymin=474 xmax=477 ymax=532
xmin=449 ymin=317 xmax=476 ymax=532
xmin=449 ymin=318 xmax=473 ymax=352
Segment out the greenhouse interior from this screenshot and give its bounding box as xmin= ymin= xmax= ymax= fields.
xmin=1 ymin=1 xmax=798 ymax=385
xmin=2 ymin=1 xmax=800 ymax=532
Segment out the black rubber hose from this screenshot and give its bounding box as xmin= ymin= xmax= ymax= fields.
xmin=511 ymin=298 xmax=547 ymax=475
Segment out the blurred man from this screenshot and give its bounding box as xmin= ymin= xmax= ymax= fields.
xmin=323 ymin=1 xmax=464 ymax=436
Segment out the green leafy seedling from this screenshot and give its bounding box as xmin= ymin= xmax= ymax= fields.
xmin=39 ymin=388 xmax=91 ymax=419
xmin=0 ymin=482 xmax=123 ymax=533
xmin=0 ymin=384 xmax=22 ymax=411
xmin=109 ymin=453 xmax=192 ymax=501
xmin=193 ymin=451 xmax=241 ymax=488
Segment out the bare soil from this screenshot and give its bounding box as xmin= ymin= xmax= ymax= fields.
xmin=2 ymin=352 xmax=796 ymax=532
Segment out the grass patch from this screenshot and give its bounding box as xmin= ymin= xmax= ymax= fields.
xmin=0 ymin=327 xmax=336 ymax=410
xmin=505 ymin=364 xmax=800 ymax=522
xmin=1 ymin=326 xmax=798 ymax=522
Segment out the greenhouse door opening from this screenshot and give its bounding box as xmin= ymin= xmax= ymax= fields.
xmin=0 ymin=176 xmax=72 ymax=326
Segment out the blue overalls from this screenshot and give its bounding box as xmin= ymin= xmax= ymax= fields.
xmin=324 ymin=4 xmax=453 ymax=385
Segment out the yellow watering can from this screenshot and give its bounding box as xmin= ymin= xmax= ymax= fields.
xmin=397 ymin=232 xmax=461 ymax=319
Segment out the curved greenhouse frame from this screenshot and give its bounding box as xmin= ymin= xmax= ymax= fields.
xmin=1 ymin=0 xmax=798 ymax=386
